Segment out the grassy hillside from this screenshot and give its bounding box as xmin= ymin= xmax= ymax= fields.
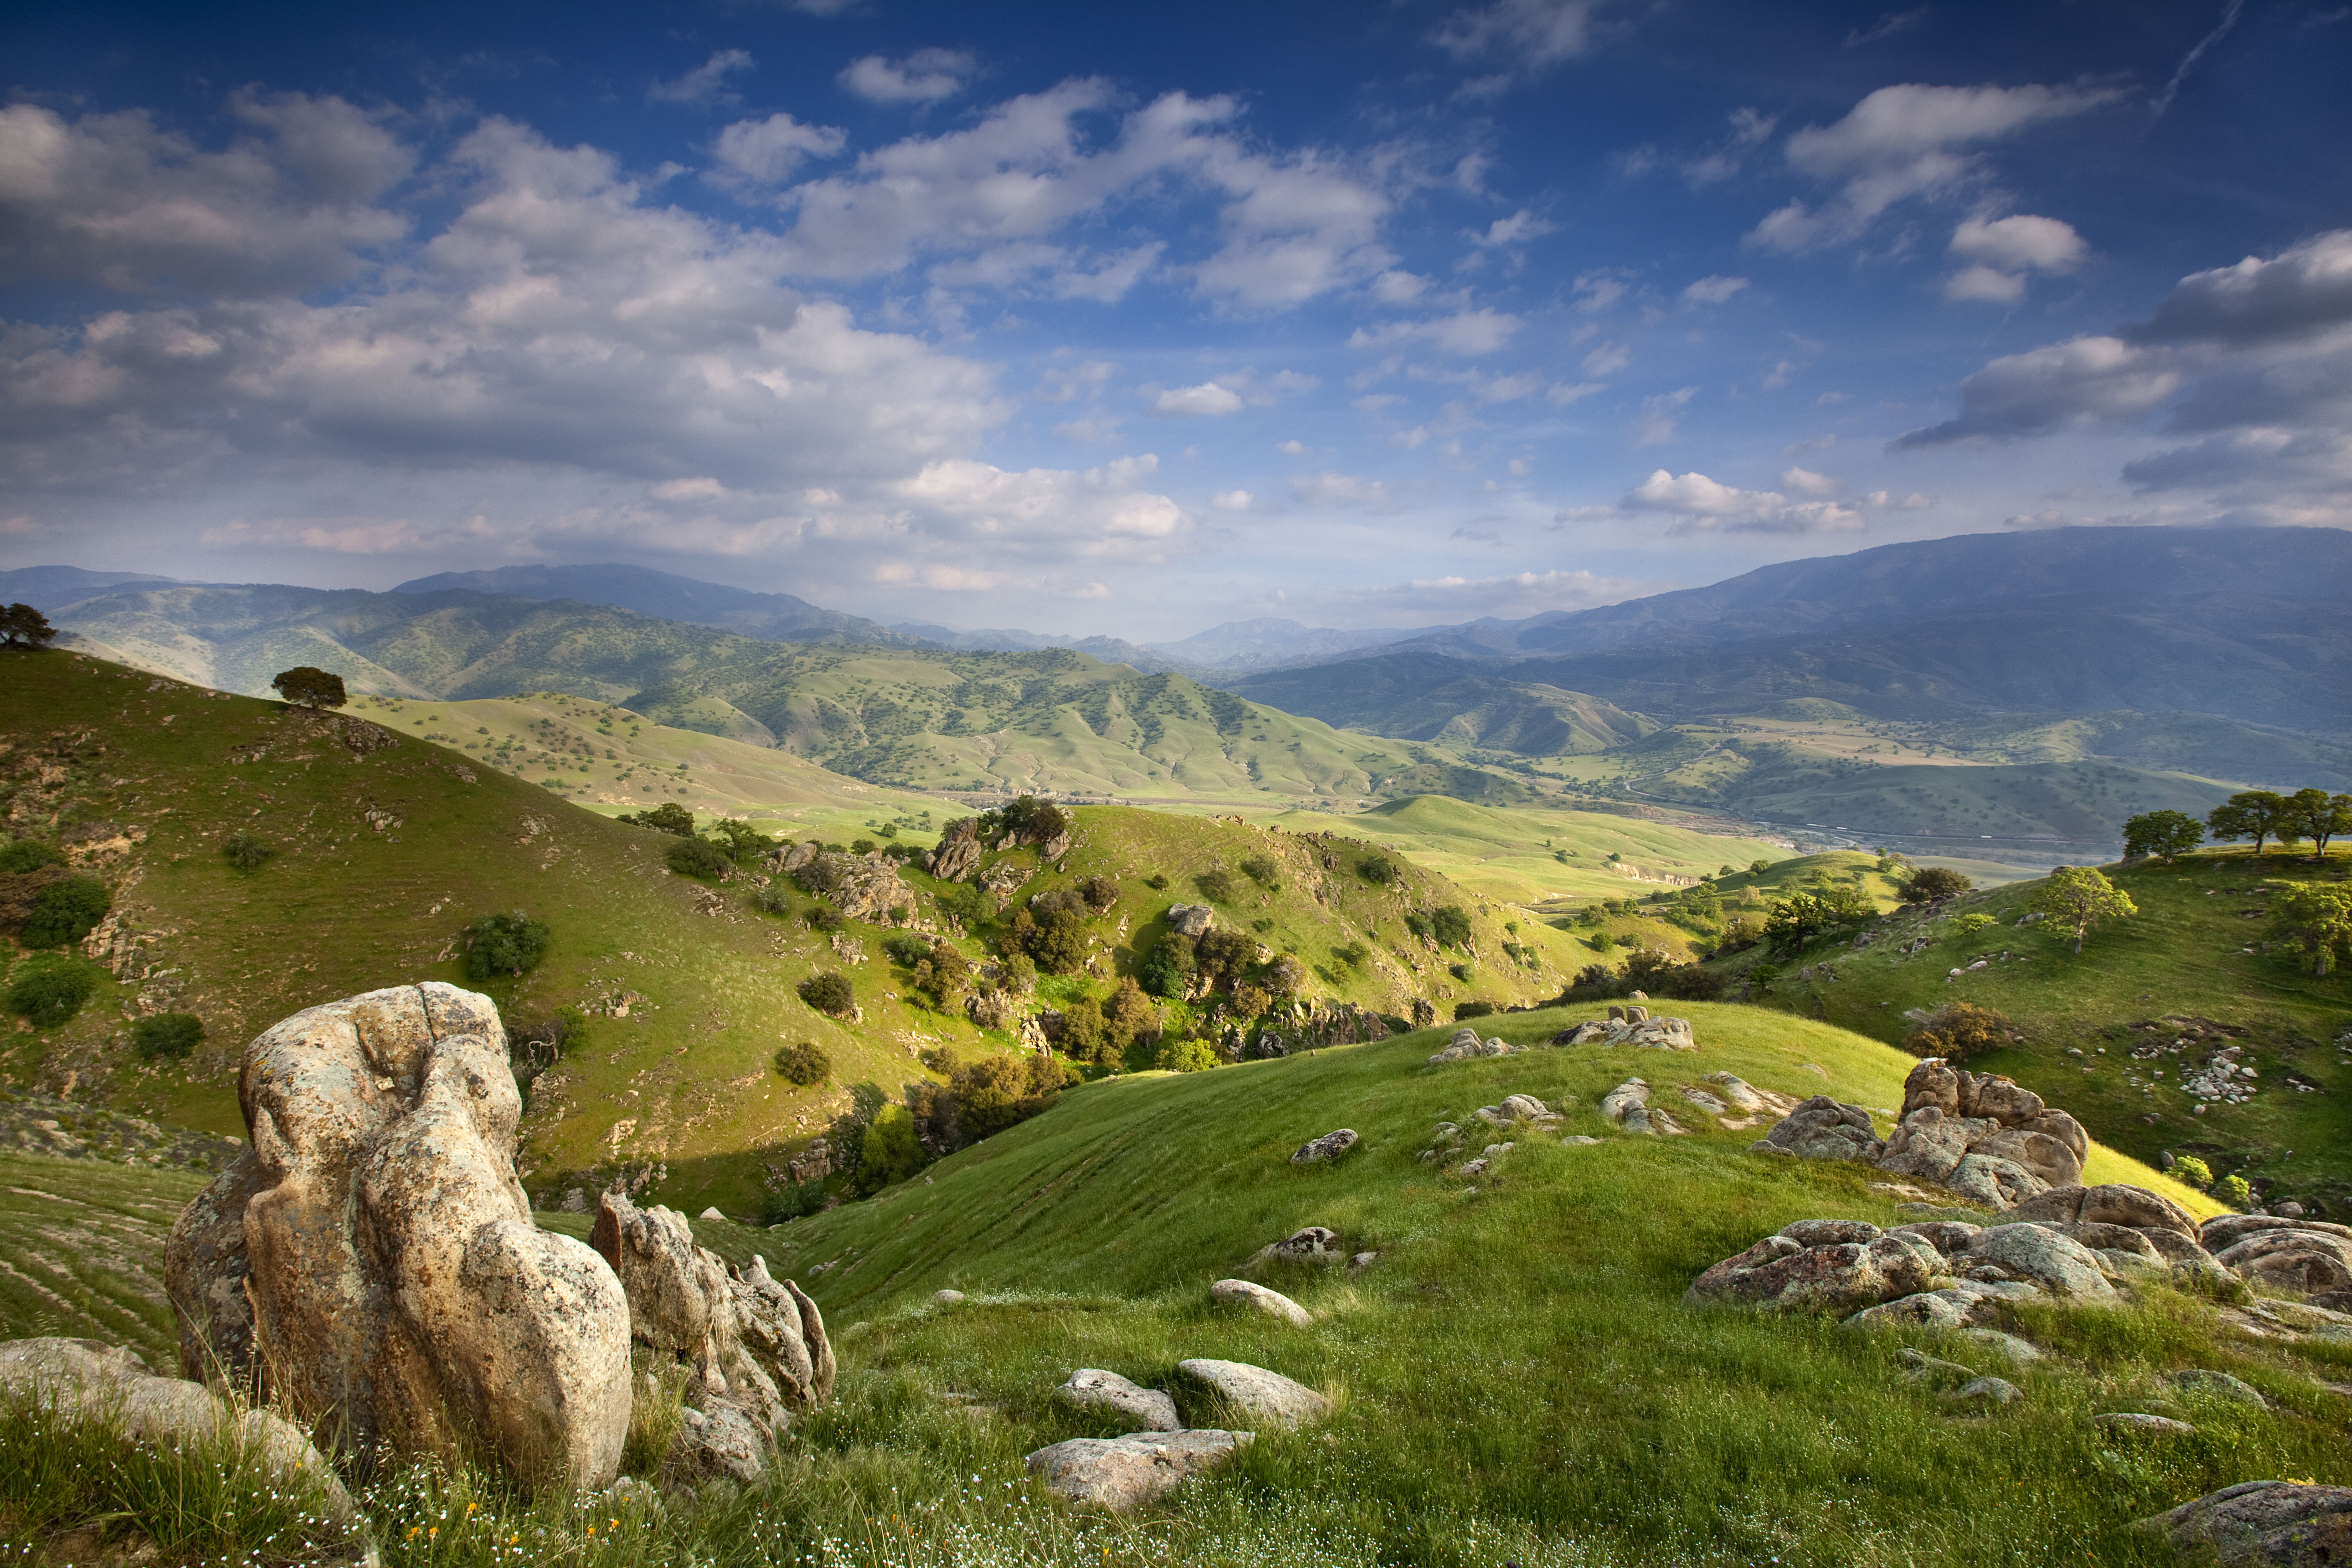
xmin=0 ymin=1149 xmax=204 ymax=1368
xmin=1721 ymin=847 xmax=2352 ymax=1214
xmin=0 ymin=650 xmax=1580 ymax=1217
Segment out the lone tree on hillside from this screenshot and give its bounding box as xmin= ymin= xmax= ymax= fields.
xmin=2271 ymin=883 xmax=2352 ymax=976
xmin=0 ymin=603 xmax=56 ymax=649
xmin=2282 ymin=789 xmax=2352 ymax=861
xmin=2207 ymin=791 xmax=2288 ymax=856
xmin=2032 ymin=866 xmax=2137 ymax=954
xmin=1898 ymin=867 xmax=1972 ymax=904
xmin=2122 ymin=810 xmax=2205 ymax=862
xmin=618 ymin=802 xmax=696 ymax=836
xmin=271 ymin=666 xmax=348 ymax=709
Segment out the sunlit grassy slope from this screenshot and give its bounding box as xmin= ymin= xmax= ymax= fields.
xmin=0 ymin=650 xmax=1588 ymax=1217
xmin=1727 ymin=846 xmax=2352 ymax=1215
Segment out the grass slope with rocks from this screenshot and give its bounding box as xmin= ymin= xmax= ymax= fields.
xmin=1721 ymin=846 xmax=2352 ymax=1217
xmin=0 ymin=649 xmax=1580 ymax=1219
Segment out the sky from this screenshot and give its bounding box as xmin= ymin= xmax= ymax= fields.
xmin=2 ymin=0 xmax=2347 ymax=640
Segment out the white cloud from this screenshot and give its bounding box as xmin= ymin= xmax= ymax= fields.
xmin=896 ymin=453 xmax=1186 ymax=544
xmin=1470 ymin=209 xmax=1555 ymax=247
xmin=1547 ymin=381 xmax=1604 ymax=404
xmin=1347 ymin=308 xmax=1522 ymax=355
xmin=1950 ymin=214 xmax=2087 ymax=273
xmin=1680 ymin=274 xmax=1749 ymax=307
xmin=1572 ymin=270 xmax=1627 ymax=312
xmin=1621 ymin=468 xmax=1871 ymax=534
xmin=1370 ymin=269 xmax=1429 ymax=304
xmin=2130 ymin=229 xmax=2352 ymax=346
xmin=1434 ymin=0 xmax=1608 ymax=73
xmin=838 ymin=49 xmax=977 ymax=106
xmin=1152 ymin=382 xmax=1245 ymax=416
xmin=711 ymin=113 xmax=847 ymax=185
xmin=1632 ymin=386 xmax=1695 ymax=445
xmin=1941 ymin=264 xmax=2027 ymax=304
xmin=649 ymin=50 xmax=756 ymax=108
xmin=1290 ymin=470 xmax=1395 ymax=507
xmin=1210 ymin=489 xmax=1253 ymax=511
xmin=1276 ymin=439 xmax=1309 ymax=456
xmin=1846 ymin=5 xmax=1933 ymax=46
xmin=1891 ymin=336 xmax=2180 ymax=446
xmin=1749 ymin=83 xmax=2120 ymax=253
xmin=1581 ymin=341 xmax=1631 ymax=376
xmin=1680 ymin=106 xmax=1779 ymax=186
xmin=1779 ymin=466 xmax=1843 ymax=497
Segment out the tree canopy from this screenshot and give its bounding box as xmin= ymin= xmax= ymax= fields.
xmin=2122 ymin=810 xmax=2205 ymax=861
xmin=2281 ymin=789 xmax=2352 ymax=860
xmin=1898 ymin=867 xmax=1972 ymax=904
xmin=0 ymin=603 xmax=57 ymax=649
xmin=270 ymin=666 xmax=348 ymax=709
xmin=2207 ymin=791 xmax=2288 ymax=856
xmin=2270 ymin=882 xmax=2352 ymax=976
xmin=2032 ymin=866 xmax=2137 ymax=954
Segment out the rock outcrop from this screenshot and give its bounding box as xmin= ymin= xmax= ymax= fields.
xmin=1165 ymin=903 xmax=1216 ymax=937
xmin=1025 ymin=1429 xmax=1251 ymax=1510
xmin=1548 ymin=1010 xmax=1696 ymax=1050
xmin=0 ymin=1337 xmax=358 ymax=1533
xmin=1252 ymin=998 xmax=1392 ymax=1055
xmin=164 ymin=983 xmax=633 ymax=1488
xmin=788 ymin=849 xmax=910 ymax=923
xmin=1210 ymin=1278 xmax=1313 ymax=1327
xmin=2136 ymin=1481 xmax=2352 ymax=1566
xmin=1429 ymin=1029 xmax=1519 ymax=1064
xmin=2202 ymin=1214 xmax=2352 ymax=1307
xmin=592 ymin=1192 xmax=833 ymax=1483
xmin=923 ymin=818 xmax=984 ymax=881
xmin=1750 ymin=1058 xmax=2092 ymax=1211
xmin=1291 ymin=1128 xmax=1358 ymax=1164
xmin=1252 ymin=1225 xmax=1346 ymax=1265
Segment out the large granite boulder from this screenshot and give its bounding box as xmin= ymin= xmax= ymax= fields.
xmin=1751 ymin=1096 xmax=1885 ymax=1161
xmin=1548 ymin=1014 xmax=1697 ymax=1050
xmin=1684 ymin=1225 xmax=1950 ymax=1316
xmin=2136 ymin=1481 xmax=2352 ymax=1565
xmin=1176 ymin=1359 xmax=1331 ymax=1428
xmin=2204 ymin=1219 xmax=2352 ymax=1304
xmin=790 ymin=849 xmax=910 ymax=922
xmin=164 ymin=983 xmax=632 ymax=1488
xmin=1165 ymin=903 xmax=1217 ymax=938
xmin=1054 ymin=1369 xmax=1181 ymax=1432
xmin=1210 ymin=1278 xmax=1313 ymax=1328
xmin=0 ymin=1337 xmax=358 ymax=1534
xmin=592 ymin=1192 xmax=833 ymax=1481
xmin=1870 ymin=1059 xmax=2086 ymax=1207
xmin=923 ymin=818 xmax=984 ymax=881
xmin=1961 ymin=1223 xmax=2117 ymax=1300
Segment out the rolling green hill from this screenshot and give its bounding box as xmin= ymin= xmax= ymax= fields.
xmin=0 ymin=649 xmax=1583 ymax=1216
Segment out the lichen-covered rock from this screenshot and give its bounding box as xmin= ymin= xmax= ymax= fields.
xmin=2137 ymin=1481 xmax=2352 ymax=1566
xmin=792 ymin=850 xmax=910 ymax=922
xmin=1548 ymin=1016 xmax=1695 ymax=1050
xmin=1165 ymin=903 xmax=1217 ymax=937
xmin=2210 ymin=1226 xmax=2352 ymax=1300
xmin=164 ymin=983 xmax=632 ymax=1488
xmin=1429 ymin=1029 xmax=1517 ymax=1064
xmin=1291 ymin=1128 xmax=1359 ymax=1164
xmin=1256 ymin=1226 xmax=1345 ymax=1265
xmin=0 ymin=1337 xmax=359 ymax=1532
xmin=2012 ymin=1183 xmax=2200 ymax=1240
xmin=1176 ymin=1359 xmax=1331 ymax=1428
xmin=1054 ymin=1369 xmax=1181 ymax=1432
xmin=1946 ymin=1152 xmax=2052 ymax=1210
xmin=591 ymin=1193 xmax=833 ymax=1481
xmin=1962 ymin=1223 xmax=2117 ymax=1300
xmin=1685 ymin=1230 xmax=1949 ymax=1316
xmin=923 ymin=818 xmax=984 ymax=881
xmin=1753 ymin=1096 xmax=1885 ymax=1162
xmin=1026 ymin=1429 xmax=1251 ymax=1510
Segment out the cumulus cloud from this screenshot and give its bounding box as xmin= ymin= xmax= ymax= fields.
xmin=1315 ymin=564 xmax=1652 ymax=620
xmin=1210 ymin=489 xmax=1253 ymax=511
xmin=1748 ymin=83 xmax=2120 ymax=253
xmin=1621 ymin=468 xmax=1890 ymax=534
xmin=2129 ymin=229 xmax=2352 ymax=346
xmin=1680 ymin=274 xmax=1749 ymax=307
xmin=1940 ymin=214 xmax=2087 ymax=303
xmin=1779 ymin=466 xmax=1842 ymax=497
xmin=1942 ymin=265 xmax=2027 ymax=304
xmin=838 ymin=49 xmax=977 ymax=106
xmin=712 ymin=112 xmax=847 ymax=184
xmin=1291 ymin=470 xmax=1395 ymax=507
xmin=1469 ymin=209 xmax=1555 ymax=247
xmin=1892 ymin=336 xmax=2180 ymax=446
xmin=895 ymin=453 xmax=1186 ymax=545
xmin=1152 ymin=382 xmax=1245 ymax=415
xmin=1347 ymin=308 xmax=1522 ymax=355
xmin=649 ymin=50 xmax=755 ymax=107
xmin=1434 ymin=0 xmax=1608 ymax=72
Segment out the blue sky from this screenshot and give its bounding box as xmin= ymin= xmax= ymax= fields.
xmin=3 ymin=0 xmax=2347 ymax=638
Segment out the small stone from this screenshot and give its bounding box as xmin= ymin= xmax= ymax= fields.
xmin=699 ymin=1207 xmax=726 ymax=1222
xmin=2169 ymin=1369 xmax=2268 ymax=1408
xmin=1945 ymin=1375 xmax=2021 ymax=1408
xmin=1025 ymin=1429 xmax=1251 ymax=1510
xmin=1054 ymin=1369 xmax=1180 ymax=1432
xmin=934 ymin=1289 xmax=966 ymax=1305
xmin=1349 ymin=1251 xmax=1378 ymax=1271
xmin=2097 ymin=1411 xmax=2197 ymax=1436
xmin=1176 ymin=1359 xmax=1331 ymax=1428
xmin=1290 ymin=1129 xmax=1359 ymax=1165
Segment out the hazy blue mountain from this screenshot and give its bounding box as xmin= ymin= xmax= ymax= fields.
xmin=1145 ymin=616 xmax=1421 ymax=671
xmin=392 ymin=562 xmax=917 ymax=647
xmin=888 ymin=622 xmax=1176 ymax=671
xmin=0 ymin=565 xmax=182 ymax=610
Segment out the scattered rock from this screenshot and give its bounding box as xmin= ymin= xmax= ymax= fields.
xmin=786 ymin=849 xmax=910 ymax=923
xmin=1895 ymin=1347 xmax=1978 ymax=1388
xmin=934 ymin=1289 xmax=967 ymax=1305
xmin=1254 ymin=1227 xmax=1345 ymax=1266
xmin=1025 ymin=1429 xmax=1251 ymax=1510
xmin=1601 ymin=1078 xmax=1681 ymax=1135
xmin=2136 ymin=1481 xmax=2352 ymax=1567
xmin=1947 ymin=1375 xmax=2021 ymax=1408
xmin=1165 ymin=904 xmax=1217 ymax=938
xmin=1349 ymin=1251 xmax=1379 ymax=1271
xmin=2169 ymin=1369 xmax=2269 ymax=1408
xmin=1961 ymin=1223 xmax=2117 ymax=1300
xmin=1210 ymin=1278 xmax=1313 ymax=1328
xmin=165 ymin=983 xmax=634 ymax=1488
xmin=1751 ymin=1096 xmax=1885 ymax=1162
xmin=1054 ymin=1369 xmax=1181 ymax=1433
xmin=1429 ymin=1029 xmax=1518 ymax=1064
xmin=700 ymin=1207 xmax=725 ymax=1222
xmin=1962 ymin=1329 xmax=2044 ymax=1364
xmin=2098 ymin=1411 xmax=2197 ymax=1436
xmin=1685 ymin=1228 xmax=1948 ymax=1317
xmin=0 ymin=1337 xmax=359 ymax=1533
xmin=1548 ymin=1015 xmax=1697 ymax=1050
xmin=1290 ymin=1129 xmax=1359 ymax=1165
xmin=1176 ymin=1359 xmax=1331 ymax=1428
xmin=2204 ymin=1217 xmax=2352 ymax=1302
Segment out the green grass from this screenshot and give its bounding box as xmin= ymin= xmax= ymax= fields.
xmin=21 ymin=1005 xmax=2344 ymax=1568
xmin=1727 ymin=846 xmax=2352 ymax=1211
xmin=0 ymin=649 xmax=1585 ymax=1219
xmin=0 ymin=1150 xmax=205 ymax=1366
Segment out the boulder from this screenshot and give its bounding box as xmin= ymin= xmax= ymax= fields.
xmin=0 ymin=1337 xmax=358 ymax=1533
xmin=1025 ymin=1429 xmax=1251 ymax=1511
xmin=2011 ymin=1183 xmax=2200 ymax=1241
xmin=1752 ymin=1096 xmax=1885 ymax=1162
xmin=1039 ymin=830 xmax=1073 ymax=863
xmin=2099 ymin=1411 xmax=2197 ymax=1436
xmin=1946 ymin=1153 xmax=2052 ymax=1210
xmin=1165 ymin=904 xmax=1217 ymax=938
xmin=1176 ymin=1359 xmax=1331 ymax=1428
xmin=1547 ymin=1016 xmax=1695 ymax=1050
xmin=1290 ymin=1129 xmax=1359 ymax=1165
xmin=923 ymin=818 xmax=984 ymax=881
xmin=164 ymin=983 xmax=633 ymax=1488
xmin=1889 ymin=1220 xmax=1982 ymax=1256
xmin=1210 ymin=1278 xmax=1313 ymax=1328
xmin=791 ymin=849 xmax=910 ymax=922
xmin=1842 ymin=1281 xmax=2036 ymax=1331
xmin=1962 ymin=1329 xmax=2044 ymax=1364
xmin=1877 ymin=1107 xmax=1993 ymax=1184
xmin=1599 ymin=1078 xmax=1658 ymax=1134
xmin=2170 ymin=1369 xmax=2269 ymax=1408
xmin=2204 ymin=1213 xmax=2352 ymax=1251
xmin=1256 ymin=1226 xmax=1345 ymax=1265
xmin=593 ymin=1193 xmax=833 ymax=1480
xmin=1961 ymin=1224 xmax=2116 ymax=1300
xmin=1948 ymin=1376 xmax=2022 ymax=1408
xmin=934 ymin=1289 xmax=966 ymax=1305
xmin=1780 ymin=1219 xmax=1880 ymax=1247
xmin=2211 ymin=1228 xmax=2352 ymax=1299
xmin=1054 ymin=1369 xmax=1181 ymax=1432
xmin=1895 ymin=1347 xmax=1978 ymax=1388
xmin=2136 ymin=1481 xmax=2352 ymax=1566
xmin=1684 ymin=1230 xmax=1948 ymax=1317
xmin=1429 ymin=1030 xmax=1517 ymax=1064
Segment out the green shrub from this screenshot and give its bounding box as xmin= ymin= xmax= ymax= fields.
xmin=616 ymin=802 xmax=697 ymax=836
xmin=1141 ymin=872 xmax=1170 ymax=891
xmin=0 ymin=840 xmax=61 ymax=873
xmin=2215 ymin=1174 xmax=2252 ymax=1207
xmin=948 ymin=1052 xmax=1073 ymax=1141
xmin=666 ymin=837 xmax=732 ymax=879
xmin=1195 ymin=868 xmax=1236 ymax=902
xmin=20 ymin=875 xmax=110 ymax=947
xmin=1951 ymin=912 xmax=1997 ymax=937
xmin=1454 ymin=1000 xmax=1496 ymax=1021
xmin=774 ymin=1039 xmax=832 ymax=1086
xmin=1155 ymin=1035 xmax=1220 ymax=1072
xmin=6 ymin=954 xmax=103 ymax=1028
xmin=750 ymin=882 xmax=793 ymax=916
xmin=132 ymin=1012 xmax=204 ymax=1060
xmin=763 ymin=1181 xmax=828 ymax=1224
xmin=804 ymin=903 xmax=845 ymax=933
xmin=1900 ymin=867 xmax=1973 ymax=904
xmin=1058 ymin=995 xmax=1109 ymax=1063
xmin=2170 ymin=1155 xmax=2213 ymax=1189
xmin=222 ymin=831 xmax=273 ymax=871
xmin=857 ymin=1104 xmax=928 ymax=1192
xmin=1239 ymin=856 xmax=1279 ymax=888
xmin=464 ymin=910 xmax=552 ymax=980
xmin=1431 ymin=905 xmax=1472 ymax=948
xmin=799 ymin=971 xmax=855 ymax=1017
xmin=1448 ymin=962 xmax=1474 ymax=983
xmin=1137 ymin=940 xmax=1193 ymax=999
xmin=1333 ymin=941 xmax=1368 ymax=969
xmin=1902 ymin=1001 xmax=2015 ymax=1062
xmin=1359 ymin=854 xmax=1400 ymax=885
xmin=883 ymin=932 xmax=935 ymax=967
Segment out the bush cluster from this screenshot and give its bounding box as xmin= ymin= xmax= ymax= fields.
xmin=798 ymin=971 xmax=855 ymax=1017
xmin=773 ymin=1039 xmax=832 ymax=1086
xmin=131 ymin=1012 xmax=204 ymax=1061
xmin=463 ymin=910 xmax=552 ymax=981
xmin=1901 ymin=1001 xmax=2016 ymax=1063
xmin=665 ymin=837 xmax=732 ymax=879
xmin=222 ymin=831 xmax=273 ymax=872
xmin=6 ymin=954 xmax=103 ymax=1028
